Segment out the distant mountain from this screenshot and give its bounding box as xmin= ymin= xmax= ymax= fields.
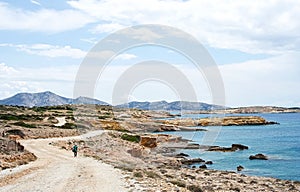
xmin=116 ymin=100 xmax=225 ymax=111
xmin=0 ymin=91 xmax=109 ymax=107
xmin=72 ymin=96 xmax=108 ymax=105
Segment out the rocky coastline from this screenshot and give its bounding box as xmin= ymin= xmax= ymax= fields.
xmin=1 ymin=104 xmax=299 ymax=191
xmin=53 ymin=131 xmax=300 ymax=191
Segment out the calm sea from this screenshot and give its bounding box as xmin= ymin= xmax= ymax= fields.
xmin=160 ymin=113 xmax=300 ymax=181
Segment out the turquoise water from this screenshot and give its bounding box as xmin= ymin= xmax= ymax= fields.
xmin=160 ymin=113 xmax=300 ymax=181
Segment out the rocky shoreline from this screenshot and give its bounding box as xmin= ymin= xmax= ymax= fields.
xmin=1 ymin=104 xmax=298 ymax=191
xmin=53 ymin=131 xmax=300 ymax=191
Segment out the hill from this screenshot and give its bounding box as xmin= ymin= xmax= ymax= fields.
xmin=0 ymin=91 xmax=108 ymax=107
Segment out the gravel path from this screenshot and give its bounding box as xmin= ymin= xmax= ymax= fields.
xmin=0 ymin=131 xmax=126 ymax=192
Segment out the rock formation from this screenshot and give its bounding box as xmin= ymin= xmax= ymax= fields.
xmin=249 ymin=153 xmax=268 ymax=160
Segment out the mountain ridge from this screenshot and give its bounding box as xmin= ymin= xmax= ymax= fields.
xmin=2 ymin=91 xmax=298 ymax=113
xmin=0 ymin=91 xmax=109 ymax=107
xmin=0 ymin=91 xmax=225 ymax=110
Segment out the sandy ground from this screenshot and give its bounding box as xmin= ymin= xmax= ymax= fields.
xmin=0 ymin=131 xmax=126 ymax=192
xmin=54 ymin=117 xmax=66 ymax=127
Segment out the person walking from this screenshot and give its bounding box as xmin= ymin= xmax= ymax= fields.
xmin=72 ymin=144 xmax=78 ymax=157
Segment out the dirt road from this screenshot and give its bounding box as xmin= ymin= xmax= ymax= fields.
xmin=0 ymin=131 xmax=126 ymax=192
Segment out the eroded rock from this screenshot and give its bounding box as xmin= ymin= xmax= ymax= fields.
xmin=249 ymin=153 xmax=268 ymax=160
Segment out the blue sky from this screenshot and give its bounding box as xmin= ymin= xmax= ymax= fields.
xmin=0 ymin=0 xmax=299 ymax=107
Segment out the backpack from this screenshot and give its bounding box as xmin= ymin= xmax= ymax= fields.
xmin=72 ymin=145 xmax=77 ymax=152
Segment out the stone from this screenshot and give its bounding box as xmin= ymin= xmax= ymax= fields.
xmin=181 ymin=158 xmax=205 ymax=165
xmin=140 ymin=136 xmax=157 ymax=148
xmin=127 ymin=148 xmax=143 ymax=158
xmin=175 ymin=153 xmax=189 ymax=158
xmin=231 ymin=144 xmax=249 ymax=150
xmin=237 ymin=165 xmax=244 ymax=171
xmin=249 ymin=153 xmax=268 ymax=160
xmin=205 ymin=161 xmax=213 ymax=165
xmin=199 ymin=164 xmax=207 ymax=169
xmin=207 ymin=144 xmax=248 ymax=152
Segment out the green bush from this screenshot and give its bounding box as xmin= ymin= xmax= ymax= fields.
xmin=121 ymin=134 xmax=140 ymax=143
xmin=0 ymin=114 xmax=43 ymax=121
xmin=0 ymin=114 xmax=24 ymax=121
xmin=133 ymin=172 xmax=143 ymax=178
xmin=170 ymin=180 xmax=186 ymax=188
xmin=13 ymin=121 xmax=37 ymax=128
xmin=187 ymin=185 xmax=203 ymax=192
xmin=144 ymin=171 xmax=161 ymax=179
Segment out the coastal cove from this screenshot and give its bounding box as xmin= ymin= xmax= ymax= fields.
xmin=160 ymin=112 xmax=300 ymax=181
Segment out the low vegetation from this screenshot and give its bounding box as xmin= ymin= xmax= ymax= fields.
xmin=121 ymin=133 xmax=140 ymax=143
xmin=12 ymin=121 xmax=37 ymax=128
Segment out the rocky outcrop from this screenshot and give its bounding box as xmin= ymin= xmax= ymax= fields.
xmin=249 ymin=153 xmax=268 ymax=160
xmin=140 ymin=136 xmax=157 ymax=148
xmin=232 ymin=144 xmax=249 ymax=150
xmin=161 ymin=116 xmax=278 ymax=127
xmin=0 ymin=137 xmax=37 ymax=170
xmin=207 ymin=144 xmax=249 ymax=152
xmin=0 ymin=151 xmax=37 ymax=170
xmin=181 ymin=158 xmax=205 ymax=165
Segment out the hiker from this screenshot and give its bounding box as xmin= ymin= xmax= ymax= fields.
xmin=72 ymin=144 xmax=78 ymax=157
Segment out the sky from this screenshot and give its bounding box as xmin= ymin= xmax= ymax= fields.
xmin=0 ymin=0 xmax=299 ymax=107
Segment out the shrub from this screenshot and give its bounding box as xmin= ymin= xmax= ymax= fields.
xmin=187 ymin=185 xmax=203 ymax=192
xmin=12 ymin=121 xmax=37 ymax=128
xmin=170 ymin=180 xmax=186 ymax=188
xmin=144 ymin=171 xmax=161 ymax=179
xmin=121 ymin=134 xmax=140 ymax=143
xmin=133 ymin=172 xmax=143 ymax=178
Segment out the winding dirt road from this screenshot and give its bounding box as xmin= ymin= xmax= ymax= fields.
xmin=0 ymin=131 xmax=126 ymax=192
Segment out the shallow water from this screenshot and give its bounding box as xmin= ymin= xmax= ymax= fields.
xmin=160 ymin=113 xmax=300 ymax=181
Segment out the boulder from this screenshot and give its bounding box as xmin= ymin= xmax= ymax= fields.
xmin=175 ymin=153 xmax=189 ymax=158
xmin=205 ymin=161 xmax=213 ymax=165
xmin=232 ymin=144 xmax=249 ymax=150
xmin=207 ymin=144 xmax=249 ymax=152
xmin=237 ymin=165 xmax=244 ymax=171
xmin=181 ymin=158 xmax=205 ymax=165
xmin=199 ymin=164 xmax=207 ymax=169
xmin=127 ymin=147 xmax=143 ymax=158
xmin=140 ymin=136 xmax=157 ymax=148
xmin=249 ymin=153 xmax=268 ymax=160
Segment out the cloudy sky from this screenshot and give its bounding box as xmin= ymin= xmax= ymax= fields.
xmin=0 ymin=0 xmax=299 ymax=107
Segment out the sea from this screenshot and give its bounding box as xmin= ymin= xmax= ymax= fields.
xmin=159 ymin=112 xmax=300 ymax=181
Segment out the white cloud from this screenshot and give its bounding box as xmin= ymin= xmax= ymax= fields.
xmin=219 ymin=53 xmax=300 ymax=107
xmin=0 ymin=43 xmax=86 ymax=59
xmin=30 ymin=0 xmax=41 ymax=6
xmin=115 ymin=53 xmax=137 ymax=60
xmin=91 ymin=23 xmax=127 ymax=33
xmin=68 ymin=0 xmax=300 ymax=54
xmin=0 ymin=62 xmax=18 ymax=75
xmin=0 ymin=2 xmax=94 ymax=33
xmin=80 ymin=37 xmax=98 ymax=44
